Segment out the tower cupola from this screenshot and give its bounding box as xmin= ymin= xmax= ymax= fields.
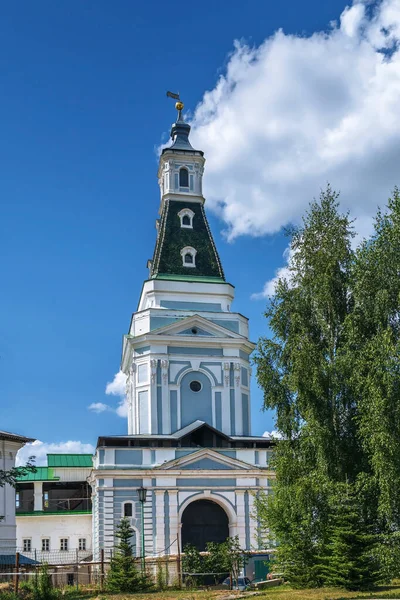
xmin=158 ymin=101 xmax=205 ymax=205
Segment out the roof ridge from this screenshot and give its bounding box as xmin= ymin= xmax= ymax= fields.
xmin=151 ymin=199 xmax=170 ymax=277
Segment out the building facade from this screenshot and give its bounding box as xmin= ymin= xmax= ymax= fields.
xmin=16 ymin=454 xmax=92 ymax=560
xmin=90 ymin=104 xmax=274 ymax=566
xmin=0 ymin=430 xmax=34 ymax=551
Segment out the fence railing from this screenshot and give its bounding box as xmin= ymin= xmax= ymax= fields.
xmin=0 ymin=550 xmax=181 ymax=591
xmin=16 ymin=498 xmax=92 ymax=513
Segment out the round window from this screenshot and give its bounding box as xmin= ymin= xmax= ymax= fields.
xmin=191 ymin=327 xmax=198 ymax=335
xmin=189 ymin=380 xmax=202 ymax=393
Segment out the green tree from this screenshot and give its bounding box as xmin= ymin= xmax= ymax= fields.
xmin=106 ymin=518 xmax=152 ymax=593
xmin=182 ymin=543 xmax=204 ymax=587
xmin=254 ymin=187 xmax=360 ymax=586
xmin=0 ymin=458 xmax=36 ymax=521
xmin=349 ymin=187 xmax=400 ymax=522
xmin=219 ymin=536 xmax=248 ymax=589
xmin=0 ymin=458 xmax=36 ymax=488
xmin=319 ymin=484 xmax=381 ymax=590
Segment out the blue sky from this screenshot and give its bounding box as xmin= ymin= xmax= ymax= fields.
xmin=2 ymin=0 xmax=400 ymax=460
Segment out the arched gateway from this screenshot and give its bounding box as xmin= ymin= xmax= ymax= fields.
xmin=181 ymin=499 xmax=229 ymax=551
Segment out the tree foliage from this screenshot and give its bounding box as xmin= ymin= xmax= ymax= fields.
xmin=254 ymin=186 xmax=400 ymax=589
xmin=106 ymin=518 xmax=152 ymax=593
xmin=0 ymin=457 xmax=36 ymax=488
xmin=182 ymin=536 xmax=247 ymax=587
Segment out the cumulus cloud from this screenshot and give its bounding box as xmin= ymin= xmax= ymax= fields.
xmin=188 ymin=0 xmax=400 ymax=264
xmin=252 ymin=246 xmax=295 ymax=299
xmin=16 ymin=440 xmax=95 ymax=466
xmin=104 ymin=371 xmax=128 ymax=418
xmin=87 ymin=372 xmax=128 ymax=417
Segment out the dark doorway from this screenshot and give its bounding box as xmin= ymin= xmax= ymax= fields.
xmin=181 ymin=500 xmax=229 ymax=551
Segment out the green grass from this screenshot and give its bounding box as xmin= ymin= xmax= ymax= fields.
xmin=4 ymin=582 xmax=400 ymax=600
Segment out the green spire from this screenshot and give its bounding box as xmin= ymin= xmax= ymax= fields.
xmin=149 ymin=199 xmax=225 ymax=281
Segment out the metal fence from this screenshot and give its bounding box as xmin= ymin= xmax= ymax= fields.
xmin=0 ymin=550 xmax=183 ymax=591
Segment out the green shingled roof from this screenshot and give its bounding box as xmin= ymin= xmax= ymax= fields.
xmin=150 ymin=200 xmax=225 ymax=280
xmin=16 ymin=467 xmax=59 ymax=482
xmin=47 ymin=454 xmax=93 ymax=468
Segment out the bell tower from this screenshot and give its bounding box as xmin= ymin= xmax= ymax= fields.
xmin=121 ymin=99 xmax=254 ymax=437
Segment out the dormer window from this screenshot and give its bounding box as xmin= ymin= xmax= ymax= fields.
xmin=178 ymin=208 xmax=194 ymax=229
xmin=180 ymin=246 xmax=197 ymax=268
xmin=179 ymin=167 xmax=189 ymax=188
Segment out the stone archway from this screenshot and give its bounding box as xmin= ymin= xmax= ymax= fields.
xmin=181 ymin=499 xmax=229 ymax=551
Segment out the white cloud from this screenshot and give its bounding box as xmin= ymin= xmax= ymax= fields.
xmin=105 ymin=371 xmax=127 ymax=397
xmin=252 ymin=246 xmax=295 ymax=299
xmin=263 ymin=430 xmax=283 ymax=439
xmin=88 ymin=402 xmax=111 ymax=414
xmin=104 ymin=371 xmax=128 ymax=418
xmin=188 ymin=0 xmax=400 ymax=255
xmin=16 ymin=440 xmax=95 ymax=467
xmin=87 ymin=372 xmax=128 ymax=418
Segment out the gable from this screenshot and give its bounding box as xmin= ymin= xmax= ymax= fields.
xmin=177 ymin=327 xmax=214 ymax=337
xmin=152 ymin=315 xmax=241 ymax=339
xmin=161 ymin=447 xmax=253 ymax=471
xmin=180 ymin=457 xmax=235 ymax=470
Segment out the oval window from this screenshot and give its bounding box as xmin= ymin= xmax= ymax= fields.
xmin=189 ymin=380 xmax=202 ymax=392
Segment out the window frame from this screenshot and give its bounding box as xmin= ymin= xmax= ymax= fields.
xmin=78 ymin=538 xmax=86 ymax=551
xmin=123 ymin=501 xmax=133 ymax=518
xmin=179 ymin=167 xmax=189 ymax=188
xmin=60 ymin=538 xmax=69 ymax=552
xmin=178 ymin=208 xmax=194 ymax=229
xmin=23 ymin=538 xmax=32 ymax=552
xmin=180 ymin=246 xmax=197 ymax=268
xmin=41 ymin=538 xmax=50 ymax=552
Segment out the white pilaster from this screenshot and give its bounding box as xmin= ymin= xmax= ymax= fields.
xmin=168 ymin=490 xmax=179 ymax=555
xmin=222 ymin=362 xmax=231 ymax=434
xmin=234 ymin=363 xmax=243 ymax=435
xmin=248 ymin=493 xmax=258 ymax=549
xmin=161 ymin=359 xmax=170 ymax=433
xmin=235 ymin=490 xmax=246 ymax=548
xmin=155 ymin=490 xmax=165 ymax=554
xmin=33 ymin=481 xmax=43 ymax=511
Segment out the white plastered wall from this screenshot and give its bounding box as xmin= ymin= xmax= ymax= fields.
xmin=16 ymin=514 xmax=92 ymax=552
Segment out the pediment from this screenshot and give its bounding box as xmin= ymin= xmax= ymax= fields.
xmin=153 ymin=315 xmax=243 ymax=339
xmin=159 ymin=448 xmax=253 ymax=471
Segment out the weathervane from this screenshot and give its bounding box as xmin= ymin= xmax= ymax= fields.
xmin=166 ymin=90 xmax=184 ymax=120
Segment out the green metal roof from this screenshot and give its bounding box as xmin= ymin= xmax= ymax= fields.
xmin=155 ymin=274 xmax=226 ymax=283
xmin=16 ymin=467 xmax=59 ymax=482
xmin=47 ymin=454 xmax=93 ymax=468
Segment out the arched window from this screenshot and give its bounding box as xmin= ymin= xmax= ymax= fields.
xmin=180 ymin=246 xmax=197 ymax=268
xmin=179 ymin=167 xmax=189 ymax=188
xmin=123 ymin=502 xmax=133 ymax=517
xmin=178 ymin=208 xmax=194 ymax=229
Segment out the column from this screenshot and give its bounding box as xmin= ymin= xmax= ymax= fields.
xmin=248 ymin=492 xmax=258 ymax=549
xmin=102 ymin=479 xmax=114 ymax=555
xmin=33 ymin=481 xmax=43 ymax=511
xmin=234 ymin=363 xmax=243 ymax=435
xmin=221 ymin=362 xmax=231 ymax=434
xmin=155 ymin=490 xmax=165 ymax=554
xmin=161 ymin=359 xmax=170 ymax=433
xmin=235 ymin=490 xmax=246 ymax=548
xmin=168 ymin=490 xmax=179 ymax=555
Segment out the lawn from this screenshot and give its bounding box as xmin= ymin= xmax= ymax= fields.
xmin=74 ymin=580 xmax=400 ymax=600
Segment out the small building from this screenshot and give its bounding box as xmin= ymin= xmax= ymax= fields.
xmin=0 ymin=430 xmax=35 ymax=551
xmin=16 ymin=454 xmax=93 ymax=558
